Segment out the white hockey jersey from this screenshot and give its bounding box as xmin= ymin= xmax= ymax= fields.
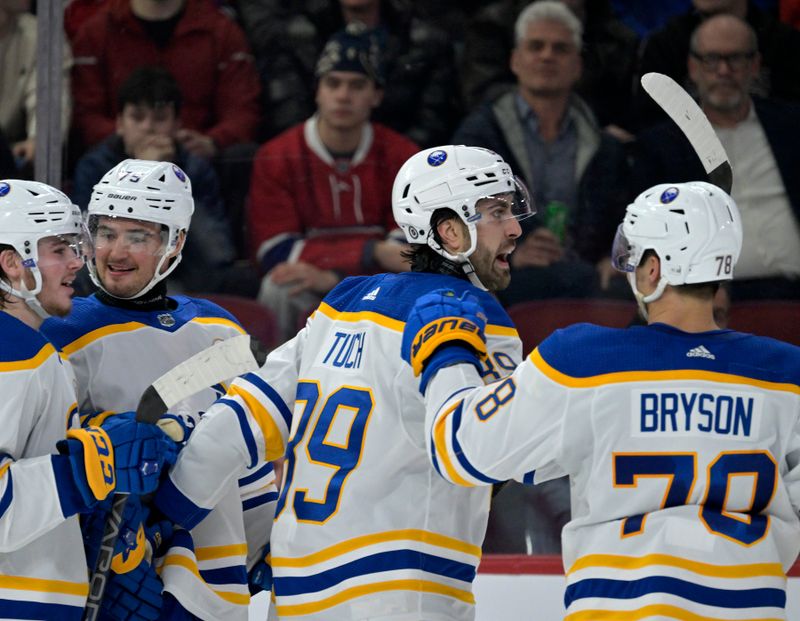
xmin=165 ymin=272 xmax=522 ymax=620
xmin=0 ymin=312 xmax=87 ymax=620
xmin=42 ymin=294 xmax=278 ymax=620
xmin=425 ymin=322 xmax=800 ymax=620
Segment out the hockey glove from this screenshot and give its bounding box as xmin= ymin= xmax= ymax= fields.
xmin=401 ymin=289 xmax=488 ymax=394
xmin=248 ymin=545 xmax=273 ymax=594
xmin=82 ymin=495 xmax=147 ymax=573
xmin=102 ymin=412 xmax=178 ymax=495
xmin=56 ymin=426 xmax=116 ymax=509
xmin=98 ymin=556 xmax=163 ymax=621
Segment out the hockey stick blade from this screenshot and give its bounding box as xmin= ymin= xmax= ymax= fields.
xmin=135 ymin=333 xmax=258 ymax=423
xmin=83 ymin=334 xmax=259 ymax=620
xmin=641 ymin=72 xmax=733 ymax=194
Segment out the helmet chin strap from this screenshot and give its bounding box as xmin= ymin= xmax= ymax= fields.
xmin=460 ymin=258 xmax=488 ymax=291
xmin=89 ymin=248 xmax=183 ymax=300
xmin=627 ymin=272 xmax=669 ymax=322
xmin=0 ymin=273 xmax=51 ymax=320
xmin=427 ymin=225 xmax=488 ymax=290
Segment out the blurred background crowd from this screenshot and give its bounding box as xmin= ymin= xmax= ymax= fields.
xmin=9 ymin=0 xmax=800 ymax=554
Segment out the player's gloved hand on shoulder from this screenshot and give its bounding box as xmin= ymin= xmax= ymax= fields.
xmin=102 ymin=412 xmax=178 ymax=495
xmin=401 ymin=288 xmax=488 ymax=394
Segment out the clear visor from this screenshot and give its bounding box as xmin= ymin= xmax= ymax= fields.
xmin=87 ymin=214 xmax=169 ymax=257
xmin=33 ymin=225 xmax=94 ymax=268
xmin=473 ymin=176 xmax=535 ymax=223
xmin=611 ymin=223 xmax=639 ymax=273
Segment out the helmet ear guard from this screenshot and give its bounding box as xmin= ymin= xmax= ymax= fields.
xmin=86 ymin=159 xmax=194 ymax=299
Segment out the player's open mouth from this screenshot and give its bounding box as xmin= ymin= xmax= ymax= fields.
xmin=496 ymin=253 xmax=511 ymax=268
xmin=108 ymin=264 xmax=136 ymax=274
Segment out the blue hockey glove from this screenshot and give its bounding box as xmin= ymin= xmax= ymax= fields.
xmin=57 ymin=426 xmax=116 ymax=508
xmin=102 ymin=412 xmax=178 ymax=495
xmin=82 ymin=495 xmax=147 ymax=572
xmin=401 ymin=289 xmax=488 ymax=394
xmin=248 ymin=545 xmax=273 ymax=595
xmin=98 ymin=557 xmax=163 ymax=621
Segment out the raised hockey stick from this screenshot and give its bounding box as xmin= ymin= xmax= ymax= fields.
xmin=640 ymin=72 xmax=733 ymax=193
xmin=83 ymin=334 xmax=259 ymax=621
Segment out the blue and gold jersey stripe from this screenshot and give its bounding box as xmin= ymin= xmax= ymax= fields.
xmin=567 ymin=553 xmax=785 ymax=579
xmin=0 ymin=342 xmax=57 ymax=372
xmin=276 ymin=578 xmax=475 ymax=617
xmin=271 ymin=529 xmax=481 ymax=568
xmin=531 ymin=349 xmax=800 ymax=394
xmin=317 ymin=302 xmax=517 ymax=338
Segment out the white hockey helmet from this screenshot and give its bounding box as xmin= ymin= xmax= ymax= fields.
xmin=612 ymin=181 xmax=742 ymax=309
xmin=0 ymin=180 xmax=92 ymax=318
xmin=392 ymin=145 xmax=533 ymax=288
xmin=86 ymin=159 xmax=194 ymax=298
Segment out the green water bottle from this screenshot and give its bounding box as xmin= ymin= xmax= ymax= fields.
xmin=544 ymin=200 xmax=568 ymax=243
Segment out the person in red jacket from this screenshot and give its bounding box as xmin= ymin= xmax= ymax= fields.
xmin=70 ymin=0 xmax=261 ymax=159
xmin=249 ymin=23 xmax=418 ymax=343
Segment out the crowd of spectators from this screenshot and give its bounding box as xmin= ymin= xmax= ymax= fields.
xmin=16 ymin=0 xmax=800 ymax=319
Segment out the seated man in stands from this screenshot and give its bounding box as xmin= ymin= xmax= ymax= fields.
xmin=248 ymin=23 xmax=418 ymax=343
xmin=454 ymin=1 xmax=632 ymax=304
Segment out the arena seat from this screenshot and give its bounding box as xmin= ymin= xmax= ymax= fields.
xmin=196 ymin=293 xmax=280 ymax=351
xmin=727 ymin=300 xmax=800 ymax=346
xmin=505 ymin=298 xmax=637 ymax=352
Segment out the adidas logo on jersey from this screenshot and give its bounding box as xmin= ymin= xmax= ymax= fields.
xmin=362 ymin=287 xmax=381 ymax=301
xmin=686 ymin=345 xmax=715 ymax=360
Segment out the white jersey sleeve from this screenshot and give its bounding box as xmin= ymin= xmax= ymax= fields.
xmin=158 ymin=327 xmax=305 ymax=524
xmin=0 ymin=316 xmax=88 ymax=617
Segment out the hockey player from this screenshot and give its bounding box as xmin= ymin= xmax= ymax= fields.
xmin=0 ymin=180 xmax=174 ymax=620
xmin=150 ymin=145 xmax=533 ymax=619
xmin=406 ymin=181 xmax=800 ymax=620
xmin=42 ymin=160 xmax=276 ymax=620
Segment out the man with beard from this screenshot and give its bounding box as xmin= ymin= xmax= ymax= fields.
xmin=150 ymin=146 xmax=534 ymax=620
xmin=633 ymin=13 xmax=800 ymax=300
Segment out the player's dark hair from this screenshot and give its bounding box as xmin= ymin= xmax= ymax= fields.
xmin=117 ymin=66 xmax=182 ymax=116
xmin=639 ymin=249 xmax=720 ymax=299
xmin=401 ymin=208 xmax=465 ymax=278
xmin=0 ymin=243 xmax=15 ymax=308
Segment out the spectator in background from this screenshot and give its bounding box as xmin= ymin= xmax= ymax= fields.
xmin=782 ymin=0 xmax=800 ymax=27
xmin=71 ymin=0 xmax=262 ymax=258
xmin=71 ymin=66 xmax=250 ymax=295
xmin=249 ymin=24 xmax=418 ymax=343
xmin=461 ymin=0 xmax=640 ymax=138
xmin=634 ymin=14 xmax=800 ymax=300
xmin=0 ymin=0 xmax=70 ymax=174
xmin=70 ymin=0 xmax=260 ymax=158
xmin=237 ymin=0 xmax=460 ymax=147
xmin=454 ymin=1 xmax=631 ymax=306
xmin=635 ymin=0 xmax=800 ymax=128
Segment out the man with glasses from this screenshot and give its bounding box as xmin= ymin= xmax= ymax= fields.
xmin=634 ymin=13 xmax=800 ymax=300
xmin=634 ymin=0 xmax=800 ymax=128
